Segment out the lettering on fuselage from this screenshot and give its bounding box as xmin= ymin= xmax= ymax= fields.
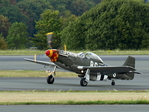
xmin=90 ymin=61 xmax=94 ymax=66
xmin=90 ymin=61 xmax=106 ymax=67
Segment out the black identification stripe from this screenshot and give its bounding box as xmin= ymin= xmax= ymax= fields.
xmin=100 ymin=75 xmax=104 ymax=80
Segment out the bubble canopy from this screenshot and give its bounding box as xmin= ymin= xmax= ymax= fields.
xmin=77 ymin=52 xmax=103 ymax=63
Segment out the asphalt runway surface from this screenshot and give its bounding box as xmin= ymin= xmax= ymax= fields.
xmin=1 ymin=105 xmax=149 ymax=112
xmin=0 ymin=55 xmax=149 ymax=91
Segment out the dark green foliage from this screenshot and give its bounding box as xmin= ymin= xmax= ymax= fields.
xmin=68 ymin=0 xmax=90 ymax=16
xmin=49 ymin=0 xmax=96 ymax=16
xmin=0 ymin=0 xmax=99 ymax=49
xmin=32 ymin=9 xmax=62 ymax=50
xmin=0 ymin=15 xmax=11 ymax=38
xmin=7 ymin=22 xmax=28 ymax=49
xmin=0 ymin=33 xmax=7 ymax=50
xmin=0 ymin=1 xmax=29 ymax=24
xmin=17 ymin=0 xmax=52 ymax=37
xmin=2 ymin=0 xmax=149 ymax=50
xmin=61 ymin=0 xmax=149 ymax=50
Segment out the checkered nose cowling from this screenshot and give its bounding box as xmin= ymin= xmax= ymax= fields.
xmin=45 ymin=49 xmax=59 ymax=62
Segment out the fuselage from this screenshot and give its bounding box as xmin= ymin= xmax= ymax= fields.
xmin=45 ymin=50 xmax=135 ymax=80
xmin=54 ymin=51 xmax=107 ymax=75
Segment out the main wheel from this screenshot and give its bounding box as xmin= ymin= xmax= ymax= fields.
xmin=80 ymin=78 xmax=88 ymax=87
xmin=47 ymin=75 xmax=54 ymax=84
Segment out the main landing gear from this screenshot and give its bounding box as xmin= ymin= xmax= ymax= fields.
xmin=80 ymin=78 xmax=88 ymax=86
xmin=46 ymin=66 xmax=56 ymax=84
xmin=47 ymin=75 xmax=54 ymax=84
xmin=80 ymin=69 xmax=90 ymax=87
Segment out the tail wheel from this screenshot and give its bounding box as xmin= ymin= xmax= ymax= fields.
xmin=111 ymin=81 xmax=115 ymax=86
xmin=47 ymin=75 xmax=54 ymax=84
xmin=80 ymin=78 xmax=88 ymax=87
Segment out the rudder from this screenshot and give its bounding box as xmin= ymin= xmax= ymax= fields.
xmin=123 ymin=56 xmax=135 ymax=80
xmin=123 ymin=56 xmax=135 ymax=68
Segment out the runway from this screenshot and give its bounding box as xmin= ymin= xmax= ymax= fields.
xmin=0 ymin=55 xmax=149 ymax=91
xmin=0 ymin=105 xmax=149 ymax=112
xmin=0 ymin=75 xmax=149 ymax=91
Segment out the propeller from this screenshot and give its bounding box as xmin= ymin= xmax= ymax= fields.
xmin=45 ymin=32 xmax=59 ymax=62
xmin=46 ymin=32 xmax=53 ymax=49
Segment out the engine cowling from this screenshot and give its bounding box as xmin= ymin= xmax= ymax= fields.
xmin=45 ymin=49 xmax=59 ymax=62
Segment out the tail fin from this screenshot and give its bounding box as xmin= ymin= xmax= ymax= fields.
xmin=123 ymin=56 xmax=135 ymax=68
xmin=123 ymin=56 xmax=135 ymax=80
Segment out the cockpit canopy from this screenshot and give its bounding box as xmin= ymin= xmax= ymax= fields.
xmin=78 ymin=52 xmax=103 ymax=63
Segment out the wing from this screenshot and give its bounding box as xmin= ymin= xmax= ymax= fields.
xmin=77 ymin=66 xmax=138 ymax=74
xmin=24 ymin=58 xmax=59 ymax=68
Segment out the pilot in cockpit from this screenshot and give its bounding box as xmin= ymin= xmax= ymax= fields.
xmin=77 ymin=52 xmax=85 ymax=58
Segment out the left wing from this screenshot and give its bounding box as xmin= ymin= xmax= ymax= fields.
xmin=24 ymin=58 xmax=57 ymax=67
xmin=77 ymin=66 xmax=140 ymax=74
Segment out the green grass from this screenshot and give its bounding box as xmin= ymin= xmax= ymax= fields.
xmin=0 ymin=50 xmax=44 ymax=55
xmin=0 ymin=100 xmax=149 ymax=105
xmin=0 ymin=49 xmax=149 ymax=55
xmin=0 ymin=70 xmax=77 ymax=77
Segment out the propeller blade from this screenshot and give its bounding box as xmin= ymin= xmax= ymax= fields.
xmin=46 ymin=32 xmax=53 ymax=49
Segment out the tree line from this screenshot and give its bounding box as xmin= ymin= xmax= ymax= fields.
xmin=0 ymin=0 xmax=101 ymax=49
xmin=61 ymin=0 xmax=149 ymax=50
xmin=0 ymin=0 xmax=149 ymax=50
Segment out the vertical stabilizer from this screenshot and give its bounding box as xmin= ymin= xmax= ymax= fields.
xmin=123 ymin=56 xmax=135 ymax=80
xmin=123 ymin=56 xmax=135 ymax=68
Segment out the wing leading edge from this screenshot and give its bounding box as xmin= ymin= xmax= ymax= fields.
xmin=24 ymin=58 xmax=56 ymax=67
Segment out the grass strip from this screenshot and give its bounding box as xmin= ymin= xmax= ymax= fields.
xmin=0 ymin=49 xmax=149 ymax=55
xmin=0 ymin=70 xmax=77 ymax=77
xmin=0 ymin=91 xmax=149 ymax=105
xmin=0 ymin=50 xmax=44 ymax=55
xmin=0 ymin=100 xmax=149 ymax=105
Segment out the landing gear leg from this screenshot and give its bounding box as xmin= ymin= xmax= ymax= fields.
xmin=80 ymin=69 xmax=90 ymax=87
xmin=111 ymin=80 xmax=115 ymax=86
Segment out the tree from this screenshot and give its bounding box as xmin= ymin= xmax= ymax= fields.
xmin=0 ymin=15 xmax=11 ymax=38
xmin=61 ymin=19 xmax=86 ymax=50
xmin=9 ymin=0 xmax=17 ymax=5
xmin=69 ymin=0 xmax=89 ymax=16
xmin=61 ymin=0 xmax=149 ymax=50
xmin=32 ymin=9 xmax=63 ymax=50
xmin=0 ymin=0 xmax=10 ymax=7
xmin=7 ymin=22 xmax=28 ymax=49
xmin=2 ymin=6 xmax=28 ymax=24
xmin=17 ymin=0 xmax=52 ymax=37
xmin=0 ymin=33 xmax=7 ymax=50
xmin=92 ymin=0 xmax=102 ymax=4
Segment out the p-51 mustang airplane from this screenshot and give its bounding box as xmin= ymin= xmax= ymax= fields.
xmin=25 ymin=32 xmax=140 ymax=86
xmin=24 ymin=49 xmax=141 ymax=87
